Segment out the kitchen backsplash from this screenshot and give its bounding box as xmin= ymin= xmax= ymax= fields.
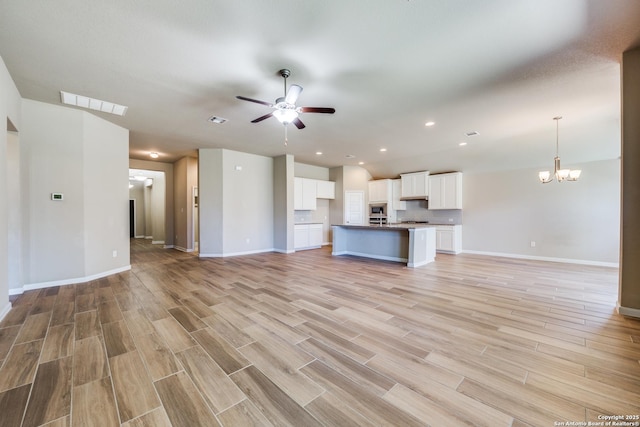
xmin=396 ymin=200 xmax=463 ymax=224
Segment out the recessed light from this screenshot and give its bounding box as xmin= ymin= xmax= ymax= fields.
xmin=208 ymin=116 xmax=228 ymax=124
xmin=425 ymin=121 xmax=435 ymax=127
xmin=149 ymin=152 xmax=159 ymax=159
xmin=380 ymin=148 xmax=387 ymax=152
xmin=60 ymin=91 xmax=128 ymax=116
xmin=459 ymin=142 xmax=467 ymax=146
xmin=316 ymin=151 xmax=322 ymax=155
xmin=358 ymin=161 xmax=364 ymax=165
xmin=465 ymin=131 xmax=479 ymax=137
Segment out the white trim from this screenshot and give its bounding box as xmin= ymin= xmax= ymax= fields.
xmin=152 ymin=240 xmax=165 ymax=245
xmin=199 ymin=248 xmax=274 ymax=258
xmin=618 ymin=306 xmax=640 ymax=319
xmin=0 ymin=302 xmax=12 ymax=323
xmin=8 ymin=265 xmax=132 ymax=296
xmin=135 ymin=235 xmax=145 ymax=239
xmin=145 ymin=236 xmax=153 ymax=239
xmin=173 ymin=246 xmax=194 ymax=253
xmin=163 ymin=244 xmax=175 ymax=249
xmin=274 ymin=248 xmax=295 ymax=254
xmin=462 ymin=250 xmax=619 ymax=268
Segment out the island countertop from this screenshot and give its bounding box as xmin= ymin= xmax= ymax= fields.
xmin=333 ymin=223 xmax=434 ymax=230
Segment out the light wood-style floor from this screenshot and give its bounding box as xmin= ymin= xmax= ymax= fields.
xmin=1 ymin=239 xmax=639 ymax=426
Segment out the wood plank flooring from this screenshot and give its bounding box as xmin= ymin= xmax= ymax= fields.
xmin=1 ymin=239 xmax=639 ymax=426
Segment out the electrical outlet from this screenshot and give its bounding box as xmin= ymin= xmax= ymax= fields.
xmin=112 ymin=250 xmax=117 ymax=258
xmin=530 ymin=241 xmax=536 ymax=248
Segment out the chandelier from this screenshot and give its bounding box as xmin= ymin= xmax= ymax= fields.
xmin=538 ymin=116 xmax=581 ymax=183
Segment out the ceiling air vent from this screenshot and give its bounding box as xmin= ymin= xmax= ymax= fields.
xmin=208 ymin=116 xmax=228 ymax=124
xmin=465 ymin=131 xmax=479 ymax=137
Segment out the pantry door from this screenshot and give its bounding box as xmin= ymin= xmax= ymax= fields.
xmin=344 ymin=190 xmax=364 ymax=225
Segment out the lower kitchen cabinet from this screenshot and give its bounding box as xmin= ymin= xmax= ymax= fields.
xmin=295 ymin=223 xmax=323 ymax=250
xmin=435 ymin=225 xmax=462 ymax=254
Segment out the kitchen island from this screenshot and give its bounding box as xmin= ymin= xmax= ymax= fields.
xmin=332 ymin=224 xmax=436 ymax=267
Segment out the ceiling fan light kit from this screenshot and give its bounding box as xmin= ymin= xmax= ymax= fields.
xmin=538 ymin=116 xmax=581 ymax=184
xmin=236 ymin=69 xmax=335 ymax=134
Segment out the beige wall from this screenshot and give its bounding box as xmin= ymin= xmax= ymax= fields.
xmin=620 ymin=47 xmax=640 ymax=316
xmin=173 ymin=156 xmax=198 ymax=251
xmin=464 ymin=159 xmax=620 ymax=265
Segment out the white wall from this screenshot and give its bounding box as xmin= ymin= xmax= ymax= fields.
xmin=18 ymin=99 xmax=130 ymax=291
xmin=463 ymin=158 xmax=620 ymax=265
xmin=199 ymin=148 xmax=274 ymax=256
xmin=83 ymin=113 xmax=130 ymax=276
xmin=1 ymin=54 xmax=22 ymax=318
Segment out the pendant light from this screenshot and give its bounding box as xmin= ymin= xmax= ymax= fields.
xmin=538 ymin=116 xmax=581 ymax=184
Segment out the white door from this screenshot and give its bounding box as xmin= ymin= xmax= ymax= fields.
xmin=344 ymin=191 xmax=365 ymax=225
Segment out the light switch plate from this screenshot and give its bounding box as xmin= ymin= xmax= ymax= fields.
xmin=51 ymin=193 xmax=64 ymax=201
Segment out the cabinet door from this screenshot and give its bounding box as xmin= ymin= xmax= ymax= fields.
xmin=401 ymin=172 xmax=428 ymax=198
xmin=392 ymin=179 xmax=406 ymax=210
xmin=316 ymin=180 xmax=335 ymax=199
xmin=294 ymin=177 xmax=304 ymax=210
xmin=429 ymin=173 xmax=462 ymax=210
xmin=302 ymin=179 xmax=317 ymax=210
xmin=294 ymin=225 xmax=309 ymax=249
xmin=436 ymin=229 xmax=455 ymax=252
xmin=428 ymin=175 xmax=444 ymax=209
xmin=368 ymin=180 xmax=390 ymax=203
xmin=309 ymin=224 xmax=323 ymax=247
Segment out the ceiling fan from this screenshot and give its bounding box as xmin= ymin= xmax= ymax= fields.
xmin=236 ymin=69 xmax=335 ymax=130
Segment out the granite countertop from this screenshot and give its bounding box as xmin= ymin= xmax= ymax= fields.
xmin=333 ymin=223 xmax=435 ymax=230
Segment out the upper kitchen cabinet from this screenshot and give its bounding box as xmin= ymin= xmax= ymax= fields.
xmin=316 ymin=180 xmax=335 ymax=199
xmin=400 ymin=171 xmax=429 ymax=199
xmin=368 ymin=179 xmax=392 ymax=203
xmin=391 ymin=179 xmax=406 ymax=210
xmin=428 ymin=172 xmax=462 ymax=210
xmin=294 ymin=177 xmax=317 ymax=210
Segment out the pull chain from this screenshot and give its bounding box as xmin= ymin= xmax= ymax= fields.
xmin=284 ymin=124 xmax=288 ymax=146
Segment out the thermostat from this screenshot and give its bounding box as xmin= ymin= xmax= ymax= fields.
xmin=51 ymin=193 xmax=64 ymax=201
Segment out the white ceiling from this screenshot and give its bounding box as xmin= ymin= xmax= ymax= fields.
xmin=2 ymin=1 xmax=639 ymax=178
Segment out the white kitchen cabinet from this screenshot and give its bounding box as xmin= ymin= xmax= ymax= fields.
xmin=294 ymin=177 xmax=317 ymax=210
xmin=391 ymin=179 xmax=406 ymax=210
xmin=309 ymin=224 xmax=323 ymax=247
xmin=435 ymin=225 xmax=462 ymax=254
xmin=295 ymin=223 xmax=322 ymax=250
xmin=368 ymin=179 xmax=392 ymax=203
xmin=401 ymin=171 xmax=429 ymax=199
xmin=428 ymin=172 xmax=462 ymax=210
xmin=316 ymin=180 xmax=335 ymax=199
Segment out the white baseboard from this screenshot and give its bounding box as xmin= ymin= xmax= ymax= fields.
xmin=619 ymin=306 xmax=640 ymax=319
xmin=8 ymin=265 xmax=132 ymax=296
xmin=151 ymin=240 xmax=165 ymax=245
xmin=145 ymin=236 xmax=153 ymax=239
xmin=0 ymin=302 xmax=12 ymax=323
xmin=273 ymin=248 xmax=295 ymax=254
xmin=135 ymin=235 xmax=145 ymax=239
xmin=174 ymin=246 xmax=194 ymax=253
xmin=199 ymin=248 xmax=275 ymax=258
xmin=462 ymin=250 xmax=619 ymax=268
xmin=163 ymin=244 xmax=175 ymax=249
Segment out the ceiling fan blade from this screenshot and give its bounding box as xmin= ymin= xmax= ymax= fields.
xmin=285 ymin=84 xmax=303 ymax=104
xmin=292 ymin=117 xmax=306 ymax=129
xmin=299 ymin=107 xmax=335 ymax=114
xmin=236 ymin=95 xmax=273 ymax=107
xmin=251 ymin=112 xmax=274 ymax=123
